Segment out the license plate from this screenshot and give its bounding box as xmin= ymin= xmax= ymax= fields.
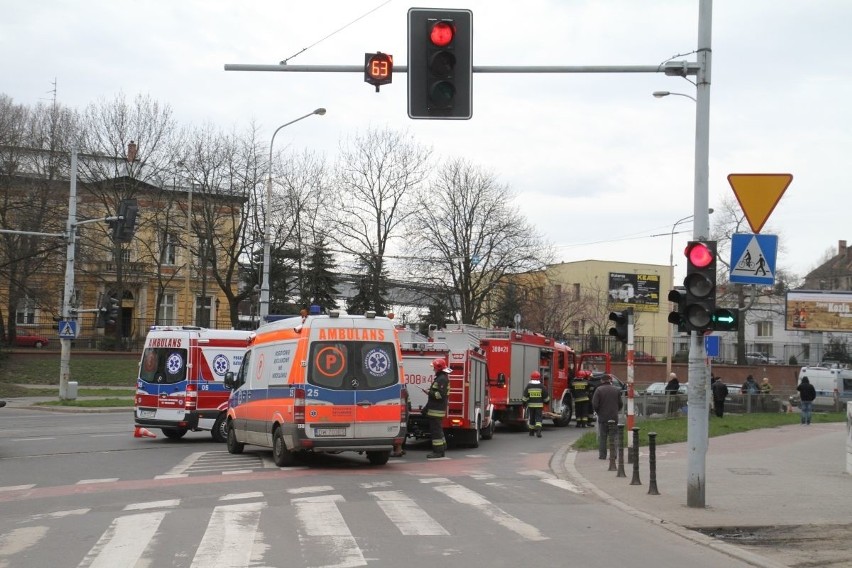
xmin=138 ymin=409 xmax=156 ymax=419
xmin=314 ymin=428 xmax=346 ymax=437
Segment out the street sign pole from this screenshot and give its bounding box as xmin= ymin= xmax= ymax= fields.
xmin=59 ymin=148 xmax=78 ymax=401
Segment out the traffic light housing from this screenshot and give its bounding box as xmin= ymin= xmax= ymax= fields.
xmin=711 ymin=307 xmax=739 ymax=331
xmin=106 ymin=296 xmax=120 ymax=324
xmin=113 ymin=198 xmax=139 ymax=243
xmin=608 ymin=310 xmax=628 ymax=344
xmin=407 ymin=8 xmax=472 ymax=120
xmin=364 ymin=52 xmax=393 ymax=90
xmin=667 ymin=287 xmax=688 ymax=333
xmin=683 ymin=240 xmax=717 ymax=332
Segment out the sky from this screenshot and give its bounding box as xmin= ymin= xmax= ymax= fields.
xmin=2 ymin=0 xmax=850 ymax=284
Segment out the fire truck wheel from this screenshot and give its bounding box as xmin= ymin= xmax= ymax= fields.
xmin=367 ymin=451 xmax=390 ymax=465
xmin=211 ymin=414 xmax=227 ymax=443
xmin=226 ymin=423 xmax=244 ymax=454
xmin=272 ymin=427 xmax=296 ymax=467
xmin=468 ymin=419 xmax=481 ymax=448
xmin=480 ymin=419 xmax=494 ymax=440
xmin=552 ymin=400 xmax=573 ymax=427
xmin=161 ymin=427 xmax=187 ymax=440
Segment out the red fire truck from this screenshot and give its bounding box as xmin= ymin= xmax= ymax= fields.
xmin=399 ymin=328 xmax=494 ymax=448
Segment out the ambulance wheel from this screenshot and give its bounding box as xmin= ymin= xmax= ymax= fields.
xmin=480 ymin=419 xmax=494 ymax=441
xmin=226 ymin=423 xmax=244 ymax=454
xmin=162 ymin=427 xmax=187 ymax=440
xmin=211 ymin=414 xmax=227 ymax=443
xmin=272 ymin=427 xmax=296 ymax=467
xmin=366 ymin=451 xmax=390 ymax=466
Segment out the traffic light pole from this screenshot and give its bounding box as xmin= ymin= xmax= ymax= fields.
xmin=686 ymin=0 xmax=713 ymax=509
xmin=59 ymin=148 xmax=79 ymax=400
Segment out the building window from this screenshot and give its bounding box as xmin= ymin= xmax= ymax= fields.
xmin=755 ymin=321 xmax=773 ymax=337
xmin=158 ymin=293 xmax=176 ymax=324
xmin=15 ymin=298 xmax=35 ymax=325
xmin=160 ymin=232 xmax=177 ymax=265
xmin=572 ymin=283 xmax=580 ymax=301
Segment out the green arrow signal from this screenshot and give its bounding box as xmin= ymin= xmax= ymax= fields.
xmin=711 ymin=308 xmax=739 ymax=331
xmin=714 ymin=314 xmax=735 ymax=324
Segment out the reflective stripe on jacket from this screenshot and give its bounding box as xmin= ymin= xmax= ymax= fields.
xmin=522 ymin=380 xmax=550 ymax=408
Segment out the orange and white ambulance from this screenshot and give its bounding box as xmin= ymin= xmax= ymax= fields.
xmin=134 ymin=326 xmax=253 ymax=441
xmin=224 ymin=310 xmax=407 ymax=467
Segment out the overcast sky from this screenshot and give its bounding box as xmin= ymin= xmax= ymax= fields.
xmin=2 ymin=1 xmax=849 ymax=284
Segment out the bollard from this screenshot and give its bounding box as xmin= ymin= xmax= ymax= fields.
xmin=607 ymin=420 xmax=617 ymax=471
xmin=616 ymin=423 xmax=626 ymax=477
xmin=648 ymin=431 xmax=660 ymax=495
xmin=630 ymin=426 xmax=641 ymax=485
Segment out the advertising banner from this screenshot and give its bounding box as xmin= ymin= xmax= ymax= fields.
xmin=607 ymin=273 xmax=660 ymax=313
xmin=785 ymin=290 xmax=852 ymax=332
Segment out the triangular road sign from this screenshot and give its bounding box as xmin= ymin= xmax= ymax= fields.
xmin=727 ymin=173 xmax=792 ymax=233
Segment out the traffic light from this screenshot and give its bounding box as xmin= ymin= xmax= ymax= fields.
xmin=106 ymin=296 xmax=120 ymax=324
xmin=407 ymin=8 xmax=472 ymax=120
xmin=711 ymin=307 xmax=739 ymax=331
xmin=364 ymin=52 xmax=393 ymax=91
xmin=667 ymin=287 xmax=688 ymax=333
xmin=683 ymin=240 xmax=717 ymax=332
xmin=608 ymin=310 xmax=628 ymax=344
xmin=113 ymin=198 xmax=139 ymax=243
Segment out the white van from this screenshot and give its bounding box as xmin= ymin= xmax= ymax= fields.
xmin=798 ymin=366 xmax=852 ymax=409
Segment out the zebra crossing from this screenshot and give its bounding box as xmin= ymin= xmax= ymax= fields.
xmin=0 ymin=472 xmax=585 ymax=568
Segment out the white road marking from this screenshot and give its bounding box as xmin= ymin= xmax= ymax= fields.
xmin=123 ymin=500 xmax=180 ymax=511
xmin=0 ymin=526 xmax=48 ymax=567
xmin=27 ymin=509 xmax=89 ymax=521
xmin=0 ymin=485 xmax=34 ymax=492
xmin=293 ymin=494 xmax=366 ymax=568
xmin=77 ymin=511 xmax=164 ymax=568
xmin=164 ymin=451 xmax=206 ymax=475
xmin=433 ymin=482 xmax=548 ymax=542
xmin=288 ymin=486 xmax=334 ymax=494
xmin=10 ymin=437 xmax=54 ymax=442
xmin=76 ymin=479 xmax=118 ymax=485
xmin=220 ymin=492 xmax=264 ymax=501
xmin=371 ymin=490 xmax=449 ymax=536
xmin=154 ymin=474 xmax=188 ymax=480
xmin=190 ymin=502 xmax=265 ymax=568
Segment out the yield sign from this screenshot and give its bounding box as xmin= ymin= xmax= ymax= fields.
xmin=727 ymin=173 xmax=793 ymax=233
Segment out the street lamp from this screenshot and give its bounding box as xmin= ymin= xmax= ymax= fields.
xmin=666 ymin=208 xmax=713 ymax=377
xmin=653 ymin=90 xmax=697 ymax=102
xmin=259 ymin=108 xmax=326 ymax=322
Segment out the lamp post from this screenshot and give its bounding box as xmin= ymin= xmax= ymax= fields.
xmin=653 ymin=90 xmax=697 ymax=102
xmin=259 ymin=108 xmax=326 ymax=322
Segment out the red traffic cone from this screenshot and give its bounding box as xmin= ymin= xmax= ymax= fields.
xmin=134 ymin=426 xmax=157 ymax=438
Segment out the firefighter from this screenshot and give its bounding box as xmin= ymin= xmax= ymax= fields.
xmin=424 ymin=357 xmax=450 ymax=459
xmin=572 ymin=370 xmax=592 ymax=428
xmin=522 ymin=371 xmax=550 ymax=438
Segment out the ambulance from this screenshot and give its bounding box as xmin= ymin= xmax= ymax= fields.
xmin=134 ymin=326 xmax=252 ymax=441
xmin=224 ymin=309 xmax=407 ymax=467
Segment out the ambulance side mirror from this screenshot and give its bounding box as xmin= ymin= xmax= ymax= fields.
xmin=224 ymin=371 xmax=236 ymax=390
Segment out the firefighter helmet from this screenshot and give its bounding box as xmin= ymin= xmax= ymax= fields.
xmin=577 ymin=370 xmax=592 ymax=379
xmin=432 ymin=358 xmax=447 ymax=371
xmin=530 ymin=371 xmax=541 ymax=380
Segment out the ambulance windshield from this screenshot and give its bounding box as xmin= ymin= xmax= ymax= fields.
xmin=308 ymin=341 xmax=398 ymax=390
xmin=139 ymin=347 xmax=188 ymax=385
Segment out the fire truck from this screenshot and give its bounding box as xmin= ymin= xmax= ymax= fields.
xmin=434 ymin=325 xmax=610 ymax=428
xmin=399 ymin=328 xmax=494 ymax=448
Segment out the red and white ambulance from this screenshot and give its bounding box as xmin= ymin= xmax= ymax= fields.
xmin=134 ymin=326 xmax=252 ymax=441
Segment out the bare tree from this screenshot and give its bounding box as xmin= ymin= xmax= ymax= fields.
xmin=331 ymin=127 xmax=431 ymax=315
xmin=404 ymin=158 xmax=551 ymax=324
xmin=0 ymin=95 xmax=79 ymax=340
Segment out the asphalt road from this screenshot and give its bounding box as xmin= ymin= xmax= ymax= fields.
xmin=0 ymin=409 xmax=771 ymax=568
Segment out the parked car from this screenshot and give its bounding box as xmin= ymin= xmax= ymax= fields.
xmin=633 ymin=350 xmax=657 ymax=362
xmin=588 ymin=372 xmax=627 ymax=396
xmin=642 ymin=381 xmax=687 ymax=395
xmin=9 ymin=330 xmax=50 ymax=348
xmin=745 ymin=352 xmax=778 ymax=365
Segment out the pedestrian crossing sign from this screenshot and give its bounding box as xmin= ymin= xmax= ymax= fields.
xmin=729 ymin=233 xmax=777 ymax=285
xmin=58 ymin=320 xmax=77 ymax=339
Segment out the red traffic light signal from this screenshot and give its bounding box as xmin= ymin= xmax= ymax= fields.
xmin=364 ymin=52 xmax=393 ymax=90
xmin=683 ymin=241 xmax=717 ymax=332
xmin=429 ymin=21 xmax=454 ymax=46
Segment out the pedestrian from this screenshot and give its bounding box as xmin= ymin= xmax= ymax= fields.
xmin=665 ymin=372 xmax=680 ymax=395
xmin=591 ymin=374 xmax=623 ymax=460
xmin=424 ymin=357 xmax=450 ymax=458
xmin=741 ymin=374 xmax=759 ymax=395
xmin=522 ymin=371 xmax=550 ymax=438
xmin=796 ymin=377 xmax=817 ymax=425
xmin=571 ymin=370 xmax=592 ymax=428
xmin=711 ymin=375 xmax=728 ymax=417
xmin=759 ymin=377 xmax=773 ymax=411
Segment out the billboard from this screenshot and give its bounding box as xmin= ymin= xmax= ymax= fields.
xmin=785 ymin=290 xmax=852 ymax=332
xmin=607 ymin=273 xmax=660 ymax=313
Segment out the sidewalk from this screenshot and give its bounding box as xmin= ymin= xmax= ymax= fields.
xmin=560 ymin=422 xmax=851 ymax=567
xmin=2 ymin=385 xmax=132 ymax=413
